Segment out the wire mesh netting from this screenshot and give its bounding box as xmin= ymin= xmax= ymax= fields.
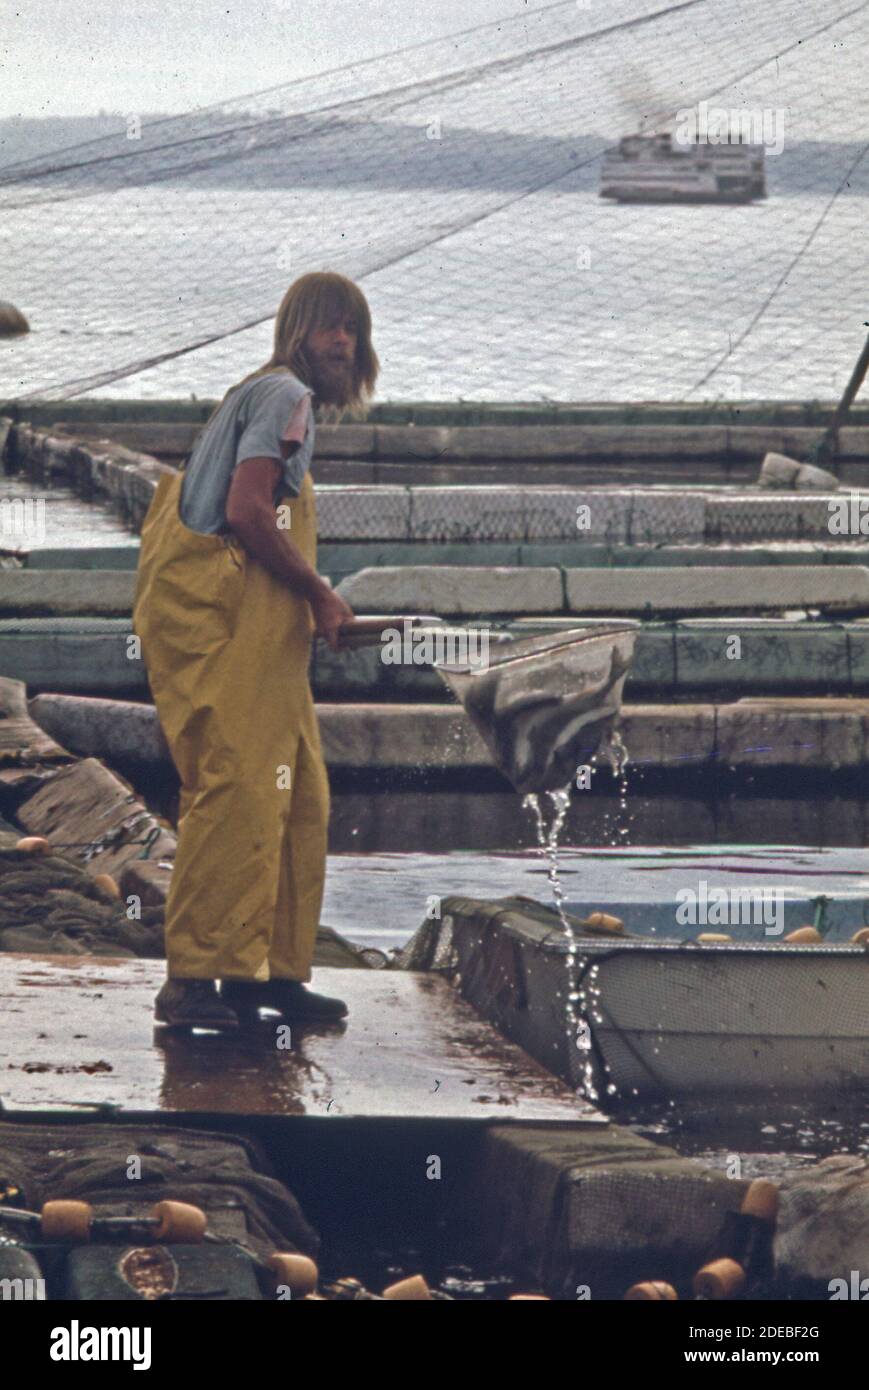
xmin=303 ymin=484 xmax=850 ymax=543
xmin=585 ymin=942 xmax=869 ymax=1096
xmin=1 ymin=0 xmax=868 ymax=406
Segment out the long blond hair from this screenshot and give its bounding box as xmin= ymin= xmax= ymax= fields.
xmin=214 ymin=272 xmax=378 ymax=423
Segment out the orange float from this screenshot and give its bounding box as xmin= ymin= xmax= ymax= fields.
xmin=693 ymin=1258 xmax=746 ymax=1300
xmin=15 ymin=836 xmax=50 ymax=855
xmin=783 ymin=926 xmax=822 ymax=944
xmin=267 ymin=1253 xmax=319 ymax=1297
xmin=624 ymin=1281 xmax=678 ymax=1301
xmin=382 ymin=1275 xmax=433 ymax=1300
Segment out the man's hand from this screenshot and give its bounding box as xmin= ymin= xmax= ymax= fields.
xmin=310 ymin=585 xmax=354 ymax=651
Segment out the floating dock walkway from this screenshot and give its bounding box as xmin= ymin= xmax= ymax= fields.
xmin=0 ymin=952 xmax=590 ymax=1122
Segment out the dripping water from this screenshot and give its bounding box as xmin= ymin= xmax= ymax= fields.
xmin=523 ymin=727 xmax=632 ymax=1103
xmin=592 ymin=725 xmax=634 ymax=847
xmin=523 ymin=780 xmax=602 ymax=1101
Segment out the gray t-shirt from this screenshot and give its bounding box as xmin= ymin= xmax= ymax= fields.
xmin=179 ymin=369 xmax=314 ymax=534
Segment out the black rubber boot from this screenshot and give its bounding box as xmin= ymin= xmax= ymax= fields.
xmin=154 ymin=979 xmax=240 ymax=1031
xmin=221 ymin=978 xmax=348 ymax=1022
xmin=217 ymin=980 xmax=271 ymax=1025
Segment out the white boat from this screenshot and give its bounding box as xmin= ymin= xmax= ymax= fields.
xmin=420 ymin=897 xmax=869 ymax=1100
xmin=578 ymin=938 xmax=869 ymax=1098
xmin=600 ymin=133 xmax=766 ymax=203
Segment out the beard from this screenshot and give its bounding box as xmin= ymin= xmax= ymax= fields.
xmin=307 ymin=351 xmax=355 ymax=409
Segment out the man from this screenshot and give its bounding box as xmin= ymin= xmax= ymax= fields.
xmin=133 ymin=272 xmax=379 ymax=1030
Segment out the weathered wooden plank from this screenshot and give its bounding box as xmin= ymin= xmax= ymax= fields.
xmin=25 ymin=547 xmax=140 ymax=570
xmin=372 ymin=424 xmax=733 ymax=460
xmin=726 ymin=425 xmax=869 ymax=459
xmin=56 ymin=421 xmax=381 ymax=460
xmin=0 ymin=676 xmax=71 ymax=766
xmin=0 ymin=618 xmax=142 ymax=693
xmin=330 ymin=459 xmax=756 ymax=485
xmin=313 ymin=425 xmax=378 ymax=457
xmin=15 ymin=757 xmax=175 ymax=882
xmin=53 ymin=421 xmax=201 ymax=457
xmin=0 ymin=571 xmax=137 ymax=616
xmin=308 ymin=458 xmax=379 ymax=484
xmin=29 ymin=693 xmax=169 ymax=764
xmin=337 ymin=565 xmax=564 ymax=613
xmin=563 ymin=565 xmax=869 ymax=615
xmin=51 ymin=421 xmax=742 ymax=463
xmin=27 ymin=693 xmax=869 ymax=775
xmin=338 ymin=563 xmax=869 ymax=616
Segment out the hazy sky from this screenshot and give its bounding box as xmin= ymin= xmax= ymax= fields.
xmin=0 ymin=0 xmax=552 ymax=118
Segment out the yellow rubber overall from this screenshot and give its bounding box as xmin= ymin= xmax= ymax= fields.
xmin=132 ymin=470 xmax=329 ymax=981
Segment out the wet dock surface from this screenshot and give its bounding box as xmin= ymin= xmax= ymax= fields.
xmin=0 ymin=953 xmax=598 ymax=1122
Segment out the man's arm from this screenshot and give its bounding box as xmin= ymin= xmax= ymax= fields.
xmin=225 ymin=456 xmax=353 ymax=649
